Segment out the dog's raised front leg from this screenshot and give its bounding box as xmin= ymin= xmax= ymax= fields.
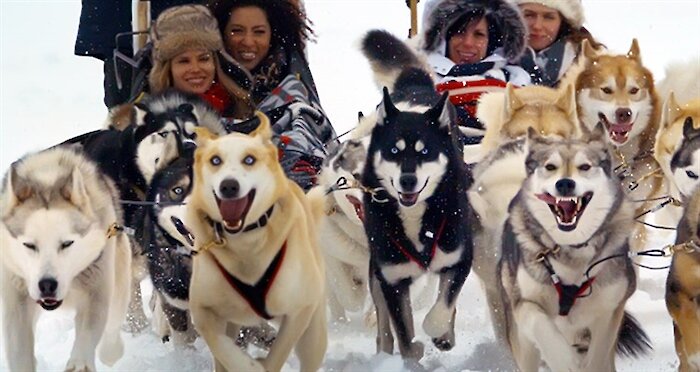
xmin=294 ymin=303 xmax=328 ymax=372
xmin=423 ymin=264 xmax=469 ymax=351
xmin=514 ymin=300 xmax=581 ymax=372
xmin=584 ymin=306 xmax=625 ymax=372
xmin=2 ymin=279 xmax=37 ymax=372
xmin=370 ymin=271 xmax=394 ymax=354
xmin=379 ymin=277 xmax=423 ymax=360
xmin=191 ymin=305 xmax=262 ymax=372
xmin=263 ymin=306 xmax=315 ymax=372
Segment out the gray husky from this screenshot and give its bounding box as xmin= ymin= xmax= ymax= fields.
xmin=0 ymin=147 xmax=132 ymax=371
xmin=498 ymin=126 xmax=651 ymax=371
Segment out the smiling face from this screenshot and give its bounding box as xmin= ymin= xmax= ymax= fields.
xmin=170 ymin=48 xmax=215 ymax=95
xmin=447 ymin=17 xmax=489 ymax=65
xmin=519 ymin=3 xmax=562 ymax=52
xmin=224 ymin=6 xmax=272 ymax=71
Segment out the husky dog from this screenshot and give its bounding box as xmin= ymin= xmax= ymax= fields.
xmin=657 ymin=56 xmax=700 ymax=105
xmin=0 ymin=147 xmax=132 ymax=371
xmin=576 ymin=40 xmax=663 ymax=199
xmin=469 ymin=83 xmax=580 ymax=349
xmin=360 ymin=30 xmax=472 ymax=360
xmin=666 ymin=186 xmax=700 ymax=372
xmin=656 ymin=93 xmax=700 ymax=202
xmin=71 ymin=90 xmax=228 ymax=332
xmin=498 ymin=126 xmax=651 ymax=371
xmin=186 ymin=114 xmax=327 ymax=372
xmin=310 ymin=138 xmax=370 ymax=322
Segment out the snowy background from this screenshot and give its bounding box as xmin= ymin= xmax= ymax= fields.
xmin=1 ymin=0 xmax=699 ymax=371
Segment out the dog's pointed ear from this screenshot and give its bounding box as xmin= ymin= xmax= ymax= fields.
xmin=556 ymin=84 xmax=577 ymax=122
xmin=193 ymin=126 xmax=217 ymax=147
xmin=627 ymin=39 xmax=641 ymax=63
xmin=581 ymin=39 xmax=597 ymax=60
xmin=504 ymin=83 xmax=523 ymax=122
xmin=61 ymin=167 xmax=92 ymax=215
xmin=250 ymin=111 xmax=273 ymax=140
xmin=661 ymin=91 xmax=682 ymax=128
xmin=426 ymin=92 xmax=451 ymax=129
xmin=683 ymin=116 xmax=698 ymax=140
xmin=376 ymin=87 xmax=398 ymax=126
xmin=588 ymin=122 xmax=607 ymax=143
xmin=526 ymin=126 xmax=541 ymax=142
xmin=133 ymin=103 xmax=149 ymax=126
xmin=358 ymin=111 xmax=364 ymax=121
xmin=177 ymin=103 xmax=194 ymax=115
xmin=2 ymin=166 xmax=31 ymax=212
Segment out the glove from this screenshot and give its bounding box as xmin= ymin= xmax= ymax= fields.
xmin=287 ymin=101 xmax=325 ymax=125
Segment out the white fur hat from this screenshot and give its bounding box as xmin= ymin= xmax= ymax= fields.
xmin=511 ymin=0 xmax=585 ymax=29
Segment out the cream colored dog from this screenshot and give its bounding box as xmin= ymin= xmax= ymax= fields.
xmin=186 ymin=113 xmax=327 ymax=372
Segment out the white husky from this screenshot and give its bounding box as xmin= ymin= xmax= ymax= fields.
xmin=0 ymin=147 xmax=132 ymax=371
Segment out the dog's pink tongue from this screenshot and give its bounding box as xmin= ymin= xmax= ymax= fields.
xmin=557 ymin=199 xmax=577 ymax=223
xmin=609 ymin=123 xmax=632 ymax=143
xmin=219 ymin=197 xmax=249 ymax=226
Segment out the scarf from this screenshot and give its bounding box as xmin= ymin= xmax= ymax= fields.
xmin=519 ymin=38 xmax=571 ymax=87
xmin=250 ymin=45 xmax=288 ymax=105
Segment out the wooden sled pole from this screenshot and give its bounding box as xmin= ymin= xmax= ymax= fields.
xmin=135 ymin=0 xmax=151 ymax=51
xmin=409 ymin=0 xmax=418 ymax=38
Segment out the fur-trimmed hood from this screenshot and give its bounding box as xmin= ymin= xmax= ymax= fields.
xmin=420 ymin=0 xmax=527 ymax=62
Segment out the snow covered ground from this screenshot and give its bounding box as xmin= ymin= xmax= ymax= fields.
xmin=1 ymin=0 xmax=699 ymax=371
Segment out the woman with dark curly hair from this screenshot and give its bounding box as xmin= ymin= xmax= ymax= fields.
xmin=208 ymin=0 xmax=338 ymax=190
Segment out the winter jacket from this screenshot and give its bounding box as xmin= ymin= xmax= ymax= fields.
xmin=420 ymin=0 xmax=530 ymax=141
xmin=236 ymin=49 xmax=339 ymax=191
xmin=518 ymin=38 xmax=579 ymax=87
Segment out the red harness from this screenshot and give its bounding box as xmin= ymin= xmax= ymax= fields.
xmin=389 ymin=218 xmax=447 ymax=270
xmin=539 ymin=253 xmax=596 ymax=316
xmin=211 ymin=242 xmax=287 ymax=320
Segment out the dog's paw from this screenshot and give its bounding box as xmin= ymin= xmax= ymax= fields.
xmin=432 ymin=333 xmax=455 ymax=351
xmin=64 ymin=359 xmax=95 ymax=372
xmin=402 ymin=340 xmax=425 ymax=360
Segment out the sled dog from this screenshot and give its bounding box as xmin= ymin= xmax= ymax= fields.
xmin=498 ymin=126 xmax=651 ymax=371
xmin=666 ymin=186 xmax=700 ymax=372
xmin=0 ymin=147 xmax=132 ymax=371
xmin=186 ymin=113 xmax=326 ymax=372
xmin=656 ymin=93 xmax=700 ymax=202
xmin=361 ymin=30 xmax=473 ymax=360
xmin=469 ymin=83 xmax=580 ymax=348
xmin=310 ymin=138 xmax=370 ymax=322
xmin=656 ymin=56 xmax=700 ymax=106
xmin=576 ymin=39 xmax=664 ymax=201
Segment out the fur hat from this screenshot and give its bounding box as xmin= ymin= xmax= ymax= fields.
xmin=511 ymin=0 xmax=585 ymax=29
xmin=421 ymin=0 xmax=527 ymax=62
xmin=150 ymin=4 xmax=223 ymax=63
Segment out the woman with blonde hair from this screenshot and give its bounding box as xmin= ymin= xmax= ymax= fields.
xmin=148 ymin=4 xmax=253 ymax=118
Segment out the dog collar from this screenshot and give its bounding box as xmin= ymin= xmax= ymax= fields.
xmin=209 ymin=206 xmax=275 ymax=237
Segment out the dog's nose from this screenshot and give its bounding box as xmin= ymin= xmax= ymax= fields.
xmin=615 ymin=108 xmax=632 ymax=123
xmin=555 ymin=178 xmax=577 ymax=196
xmin=219 ymin=179 xmax=240 ymax=199
xmin=38 ymin=278 xmax=58 ymax=297
xmin=399 ymin=174 xmax=417 ymax=191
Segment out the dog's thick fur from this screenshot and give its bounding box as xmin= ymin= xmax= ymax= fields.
xmin=666 ymin=186 xmax=700 ymax=372
xmin=309 ymin=138 xmax=370 ymax=322
xmin=360 ymin=30 xmax=473 ymax=360
xmin=656 ymin=94 xmax=700 ymax=202
xmin=469 ymin=83 xmax=580 ymax=352
xmin=498 ymin=127 xmax=651 ymax=371
xmin=0 ymin=147 xmax=132 ymax=371
xmin=657 ymin=56 xmax=700 ymax=106
xmin=186 ymin=113 xmax=326 ymax=372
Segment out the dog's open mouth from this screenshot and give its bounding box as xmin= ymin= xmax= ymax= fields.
xmin=215 ymin=189 xmax=255 ymax=233
xmin=536 ymin=192 xmax=594 ymax=231
xmin=345 ymin=194 xmax=365 ymax=222
xmin=598 ymin=113 xmax=632 ymax=144
xmin=394 ymin=178 xmax=429 ymax=207
xmin=37 ymin=298 xmax=63 ymax=311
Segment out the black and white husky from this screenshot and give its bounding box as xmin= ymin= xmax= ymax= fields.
xmin=360 ymin=30 xmax=473 ymax=360
xmin=498 ymin=125 xmax=651 ymax=371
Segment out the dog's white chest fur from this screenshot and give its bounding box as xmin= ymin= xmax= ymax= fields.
xmin=398 ymin=202 xmax=427 ymax=252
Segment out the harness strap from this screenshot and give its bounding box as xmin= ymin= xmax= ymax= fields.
xmin=212 ymin=241 xmax=287 ymax=320
xmin=539 ymin=255 xmax=596 ymax=316
xmin=389 ymin=217 xmax=447 ymax=270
